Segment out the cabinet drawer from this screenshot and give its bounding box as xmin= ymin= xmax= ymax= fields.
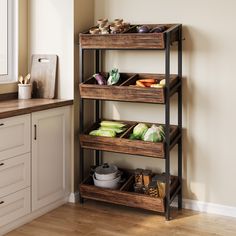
xmin=0 ymin=188 xmax=31 ymax=228
xmin=0 ymin=154 xmax=30 ymax=198
xmin=0 ymin=114 xmax=30 ymax=161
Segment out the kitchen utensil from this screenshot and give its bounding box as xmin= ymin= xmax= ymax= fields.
xmin=93 ymin=173 xmax=122 ymax=189
xmin=94 ymin=163 xmax=118 ymax=181
xmin=30 ymin=55 xmax=58 ymax=98
xmin=24 ymin=73 xmax=31 ymax=84
xmin=18 ymin=75 xmax=24 ymax=84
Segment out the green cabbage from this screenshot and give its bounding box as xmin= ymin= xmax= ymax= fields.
xmin=129 ymin=133 xmax=138 ymax=140
xmin=133 ymin=123 xmax=149 ymax=139
xmin=143 ymin=125 xmax=164 ymax=142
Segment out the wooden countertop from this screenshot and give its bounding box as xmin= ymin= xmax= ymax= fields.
xmin=0 ymin=99 xmax=73 ymax=119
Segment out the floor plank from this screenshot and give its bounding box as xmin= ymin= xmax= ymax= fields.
xmin=5 ymin=201 xmax=236 ymax=236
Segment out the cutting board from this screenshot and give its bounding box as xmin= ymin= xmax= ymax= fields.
xmin=31 ymin=55 xmax=58 ymax=98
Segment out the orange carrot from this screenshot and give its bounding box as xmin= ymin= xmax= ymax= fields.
xmin=136 ymin=81 xmax=146 ymax=87
xmin=138 ymin=79 xmax=156 ymax=83
xmin=142 ymin=82 xmax=153 ymax=87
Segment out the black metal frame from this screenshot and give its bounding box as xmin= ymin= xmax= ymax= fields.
xmin=79 ymin=25 xmax=183 ymax=220
xmin=164 ymin=25 xmax=182 ymax=220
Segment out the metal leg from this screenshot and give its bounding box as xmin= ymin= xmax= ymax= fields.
xmin=95 ymin=50 xmax=101 ymax=166
xmin=165 ymin=32 xmax=171 ymax=220
xmin=79 ymin=48 xmax=84 ymax=204
xmin=178 ymin=25 xmax=183 ymax=210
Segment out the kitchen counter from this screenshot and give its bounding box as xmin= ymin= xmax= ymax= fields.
xmin=0 ymin=99 xmax=73 ymax=119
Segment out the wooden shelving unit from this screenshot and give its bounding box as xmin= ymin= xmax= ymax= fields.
xmin=78 ymin=23 xmax=183 ymax=220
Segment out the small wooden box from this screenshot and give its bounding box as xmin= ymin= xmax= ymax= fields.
xmin=79 ymin=73 xmax=179 ymax=104
xmin=79 ymin=120 xmax=179 ymax=159
xmin=80 ymin=172 xmax=179 ymax=213
xmin=79 ymin=24 xmax=180 ymax=49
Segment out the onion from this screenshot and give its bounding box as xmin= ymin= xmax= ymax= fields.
xmin=137 ymin=25 xmax=150 ymax=33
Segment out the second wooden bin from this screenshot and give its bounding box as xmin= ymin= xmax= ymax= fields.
xmin=79 ymin=73 xmax=179 ymax=104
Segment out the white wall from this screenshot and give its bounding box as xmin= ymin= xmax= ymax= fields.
xmin=29 ymin=0 xmax=74 ymax=99
xmin=95 ymin=0 xmax=236 ymax=208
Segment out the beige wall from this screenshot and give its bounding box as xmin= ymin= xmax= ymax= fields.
xmin=29 ymin=0 xmax=74 ymax=99
xmin=95 ymin=0 xmax=236 ymax=207
xmin=19 ymin=0 xmax=28 ymax=78
xmin=74 ymin=0 xmax=94 ymax=192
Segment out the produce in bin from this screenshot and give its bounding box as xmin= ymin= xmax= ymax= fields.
xmin=137 ymin=25 xmax=167 ymax=34
xmin=93 ymin=74 xmax=107 ymax=85
xmin=137 ymin=25 xmax=150 ymax=33
xmin=134 ymin=78 xmax=165 ymax=88
xmin=107 ymin=68 xmax=120 ymax=85
xmin=93 ymin=68 xmax=120 ymax=86
xmin=89 ymin=18 xmax=130 ymax=35
xmin=129 ymin=123 xmax=165 ymax=142
xmin=89 ymin=121 xmax=127 ymax=137
xmin=89 ymin=129 xmax=116 ymax=137
xmin=130 ymin=123 xmax=148 ymax=139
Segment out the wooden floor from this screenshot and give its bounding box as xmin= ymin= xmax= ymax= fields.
xmin=6 ymin=201 xmax=236 ymax=236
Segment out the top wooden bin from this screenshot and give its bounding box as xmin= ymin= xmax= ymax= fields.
xmin=79 ymin=24 xmax=181 ymax=49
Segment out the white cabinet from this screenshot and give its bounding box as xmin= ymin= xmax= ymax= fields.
xmin=0 ymin=114 xmax=30 ymax=161
xmin=0 ymin=114 xmax=31 ymax=232
xmin=0 ymin=188 xmax=31 ymax=228
xmin=0 ymin=105 xmax=71 ymax=234
xmin=31 ymin=106 xmax=71 ymax=211
xmin=0 ymin=153 xmax=30 ymax=198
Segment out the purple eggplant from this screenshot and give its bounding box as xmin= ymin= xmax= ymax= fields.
xmin=137 ymin=25 xmax=150 ymax=33
xmin=150 ymin=26 xmax=167 ymax=33
xmin=93 ymin=74 xmax=107 ymax=85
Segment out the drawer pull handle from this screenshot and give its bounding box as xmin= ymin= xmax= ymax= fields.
xmin=0 ymin=123 xmax=4 ymax=126
xmin=0 ymin=201 xmax=4 ymax=205
xmin=34 ymin=124 xmax=37 ymax=140
xmin=0 ymin=163 xmax=4 ymax=166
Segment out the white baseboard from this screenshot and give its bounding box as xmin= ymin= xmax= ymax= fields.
xmin=68 ymin=192 xmax=80 ymax=203
xmin=68 ymin=192 xmax=236 ymax=218
xmin=172 ymin=198 xmax=236 ymax=218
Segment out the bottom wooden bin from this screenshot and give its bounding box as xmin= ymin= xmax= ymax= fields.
xmin=80 ymin=173 xmax=179 ymax=213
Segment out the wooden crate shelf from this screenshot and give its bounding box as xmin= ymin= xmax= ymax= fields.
xmin=79 ymin=24 xmax=180 ymax=49
xmin=79 ymin=120 xmax=180 ymax=159
xmin=80 ymin=172 xmax=180 ymax=213
xmin=78 ymin=22 xmax=183 ymax=220
xmin=79 ymin=73 xmax=180 ymax=104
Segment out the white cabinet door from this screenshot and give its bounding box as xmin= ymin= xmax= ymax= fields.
xmin=0 ymin=153 xmax=30 ymax=198
xmin=0 ymin=115 xmax=30 ymax=161
xmin=32 ymin=106 xmax=71 ymax=211
xmin=0 ymin=188 xmax=31 ymax=228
